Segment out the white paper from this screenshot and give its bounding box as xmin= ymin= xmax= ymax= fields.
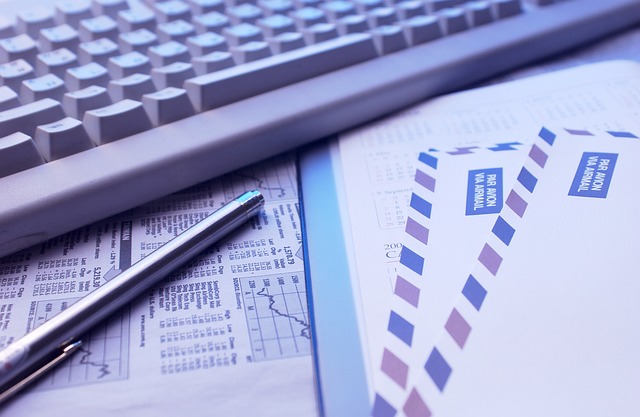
xmin=0 ymin=154 xmax=316 ymax=417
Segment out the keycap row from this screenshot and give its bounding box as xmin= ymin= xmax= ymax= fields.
xmin=0 ymin=0 xmax=524 ymax=57
xmin=0 ymin=30 xmax=373 ymax=171
xmin=0 ymin=0 xmax=526 ymax=178
xmin=0 ymin=88 xmax=195 ymax=177
xmin=1 ymin=1 xmax=525 ymax=88
xmin=1 ymin=2 xmax=526 ymax=106
xmin=0 ymin=0 xmax=531 ymax=39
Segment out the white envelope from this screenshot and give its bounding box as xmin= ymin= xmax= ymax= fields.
xmin=374 ymin=142 xmax=531 ymax=413
xmin=401 ymin=127 xmax=640 ymax=417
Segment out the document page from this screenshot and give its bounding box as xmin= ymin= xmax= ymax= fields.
xmin=335 ymin=60 xmax=640 ymax=401
xmin=0 ymin=154 xmax=316 ymax=416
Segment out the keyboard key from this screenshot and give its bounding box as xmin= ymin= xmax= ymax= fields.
xmin=78 ymin=37 xmax=120 ymax=65
xmin=0 ymin=34 xmax=39 ymax=64
xmin=108 ymin=51 xmax=152 ymax=78
xmin=33 ymin=116 xmax=94 ymax=161
xmin=21 ymin=74 xmax=67 ymax=103
xmin=154 ymin=0 xmax=193 ymax=23
xmin=369 ymin=25 xmax=407 ymax=54
xmin=0 ymin=59 xmax=35 ymax=93
xmin=438 ymin=7 xmax=469 ymax=34
xmin=0 ymin=16 xmax=15 ymax=39
xmin=36 ymin=48 xmax=79 ymax=77
xmin=83 ymin=99 xmax=153 ymax=144
xmin=0 ymin=132 xmax=45 ymax=178
xmin=16 ymin=8 xmax=55 ymax=39
xmin=117 ymin=5 xmax=157 ymax=32
xmin=63 ymin=84 xmax=112 ymax=117
xmin=466 ymin=1 xmax=494 ymax=26
xmin=92 ymin=0 xmax=130 ymax=17
xmin=151 ymin=61 xmax=196 ymax=88
xmin=185 ymin=32 xmax=377 ymax=111
xmin=186 ymin=0 xmax=226 ymax=14
xmin=54 ymin=0 xmax=93 ymax=27
xmin=0 ymin=98 xmax=66 ymax=137
xmin=302 ymin=22 xmax=339 ymax=44
xmin=491 ymin=0 xmax=522 ymax=19
xmin=400 ymin=15 xmax=442 ymax=45
xmin=266 ymin=32 xmax=305 ymax=53
xmin=256 ymin=14 xmax=297 ymax=36
xmin=118 ymin=28 xmax=159 ymax=53
xmin=293 ymin=0 xmax=322 ymax=7
xmin=227 ymin=4 xmax=264 ymax=24
xmin=148 ymin=41 xmax=191 ymax=67
xmin=142 ymin=87 xmax=195 ymax=125
xmin=157 ymin=19 xmax=197 ymax=43
xmin=290 ymin=7 xmax=327 ymax=28
xmin=230 ymin=41 xmax=272 ymax=63
xmin=225 ymin=0 xmax=257 ymax=6
xmin=425 ymin=0 xmax=465 ymax=12
xmin=336 ymin=14 xmax=370 ymax=34
xmin=191 ymin=51 xmax=234 ymax=75
xmin=65 ymin=62 xmax=110 ymax=90
xmin=258 ymin=0 xmax=295 ymax=16
xmin=79 ymin=15 xmax=119 ymax=41
xmin=186 ymin=32 xmax=228 ymax=56
xmin=367 ymin=7 xmax=397 ymax=26
xmin=192 ymin=11 xmax=231 ymax=34
xmin=0 ymin=86 xmax=20 ymax=111
xmin=352 ymin=0 xmax=384 ymax=13
xmin=39 ymin=24 xmax=80 ymax=52
xmin=321 ymin=1 xmax=356 ymax=20
xmin=108 ymin=73 xmax=156 ymax=101
xmin=395 ymin=1 xmax=426 ymax=20
xmin=223 ymin=23 xmax=263 ymax=46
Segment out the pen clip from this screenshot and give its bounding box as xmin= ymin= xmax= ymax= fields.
xmin=0 ymin=340 xmax=83 ymax=406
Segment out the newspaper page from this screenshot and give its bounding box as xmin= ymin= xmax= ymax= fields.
xmin=0 ymin=153 xmax=316 ymax=417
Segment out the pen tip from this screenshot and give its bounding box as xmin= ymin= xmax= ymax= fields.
xmin=238 ymin=190 xmax=265 ymax=215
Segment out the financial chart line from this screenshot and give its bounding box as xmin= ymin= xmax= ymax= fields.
xmin=241 ymin=274 xmax=311 ymax=361
xmin=78 ymin=347 xmax=111 ymax=379
xmin=279 ymin=285 xmax=300 ymax=353
xmin=32 ymin=300 xmax=130 ymax=390
xmin=258 ymin=287 xmax=285 ymax=355
xmin=221 ymin=153 xmax=297 ymax=201
xmin=248 ymin=287 xmax=271 ymax=357
xmin=256 ymin=287 xmax=311 ymax=341
xmin=232 ymin=172 xmax=288 ymax=199
xmin=255 ymin=286 xmax=310 ymax=355
xmin=293 ymin=283 xmax=310 ymax=340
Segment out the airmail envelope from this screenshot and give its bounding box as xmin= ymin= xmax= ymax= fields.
xmin=374 ymin=141 xmax=531 ymax=410
xmin=401 ymin=127 xmax=640 ymax=417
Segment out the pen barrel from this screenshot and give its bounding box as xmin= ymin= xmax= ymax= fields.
xmin=0 ymin=190 xmax=264 ymax=397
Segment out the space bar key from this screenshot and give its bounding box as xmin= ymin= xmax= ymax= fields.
xmin=184 ymin=33 xmax=378 ymax=112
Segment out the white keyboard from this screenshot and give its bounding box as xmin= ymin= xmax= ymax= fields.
xmin=1 ymin=0 xmax=639 ymax=257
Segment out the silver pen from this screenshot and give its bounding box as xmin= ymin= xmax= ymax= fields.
xmin=0 ymin=190 xmax=265 ymax=405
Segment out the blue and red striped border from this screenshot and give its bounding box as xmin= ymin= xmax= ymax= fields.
xmin=372 ymin=141 xmax=530 ymax=416
xmin=396 ymin=126 xmax=638 ymax=417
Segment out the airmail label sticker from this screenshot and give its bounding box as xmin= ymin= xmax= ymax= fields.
xmin=466 ymin=168 xmax=503 ymax=215
xmin=569 ymin=152 xmax=618 ymax=199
